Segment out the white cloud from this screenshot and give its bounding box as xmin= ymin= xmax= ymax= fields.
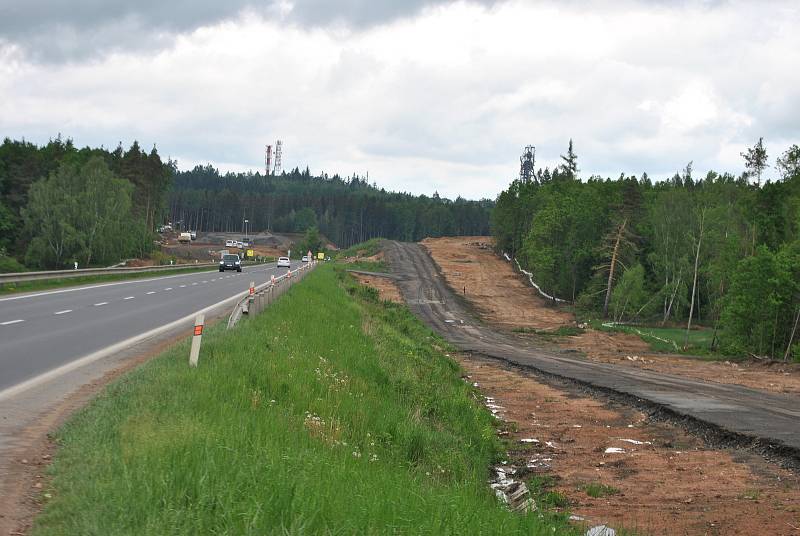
xmin=1 ymin=0 xmax=798 ymax=199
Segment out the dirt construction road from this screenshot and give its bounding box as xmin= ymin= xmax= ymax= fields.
xmin=385 ymin=241 xmax=800 ymax=461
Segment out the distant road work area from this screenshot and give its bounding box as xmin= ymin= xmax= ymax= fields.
xmin=0 ymin=262 xmax=296 ymax=396
xmin=386 ymin=241 xmax=800 ymax=456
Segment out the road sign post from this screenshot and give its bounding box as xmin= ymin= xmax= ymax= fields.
xmin=189 ymin=313 xmax=205 ymax=367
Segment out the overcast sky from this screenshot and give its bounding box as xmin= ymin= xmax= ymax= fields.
xmin=1 ymin=0 xmax=798 ymax=199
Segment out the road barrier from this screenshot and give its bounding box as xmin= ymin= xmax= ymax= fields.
xmin=0 ymin=262 xmax=219 ymax=284
xmin=0 ymin=260 xmax=268 ymax=285
xmin=226 ymin=262 xmax=316 ymax=330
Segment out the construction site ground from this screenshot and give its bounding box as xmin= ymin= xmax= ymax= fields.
xmin=350 ymin=245 xmax=800 ymax=535
xmin=421 ymin=237 xmax=800 ymax=396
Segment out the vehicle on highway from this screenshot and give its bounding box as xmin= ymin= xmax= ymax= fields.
xmin=225 ymin=239 xmax=236 ymax=247
xmin=301 ymin=255 xmax=310 ymax=263
xmin=190 ymin=230 xmax=197 ymax=240
xmin=178 ymin=232 xmax=192 ymax=243
xmin=236 ymin=241 xmax=244 ymax=249
xmin=219 ymin=253 xmax=242 ymax=272
xmin=241 ymin=237 xmax=253 ymax=247
xmin=277 ymin=256 xmax=291 ymax=268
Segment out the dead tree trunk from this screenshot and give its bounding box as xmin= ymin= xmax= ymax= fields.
xmin=684 ymin=209 xmax=705 ymax=349
xmin=603 ymin=218 xmax=627 ymax=319
xmin=784 ymin=305 xmax=800 ymax=362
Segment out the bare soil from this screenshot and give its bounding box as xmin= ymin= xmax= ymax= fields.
xmin=351 ymin=273 xmax=403 ymax=303
xmin=422 ymin=236 xmax=800 ymax=396
xmin=459 ymin=354 xmax=800 ymax=536
xmin=374 ymin=243 xmax=800 ymax=534
xmin=421 ymin=237 xmax=572 ymax=330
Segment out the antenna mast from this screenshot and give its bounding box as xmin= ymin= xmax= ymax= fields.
xmin=520 ymin=145 xmax=536 ymax=183
xmin=273 ymin=140 xmax=282 ymax=175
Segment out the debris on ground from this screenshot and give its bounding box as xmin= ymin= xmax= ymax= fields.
xmin=457 ymin=353 xmax=800 ymax=535
xmin=585 ymin=525 xmax=616 ymax=536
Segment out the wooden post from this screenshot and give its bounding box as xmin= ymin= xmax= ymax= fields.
xmin=189 ymin=313 xmax=204 ymax=367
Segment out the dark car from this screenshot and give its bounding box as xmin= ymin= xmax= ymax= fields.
xmin=219 ymin=253 xmax=242 ymax=272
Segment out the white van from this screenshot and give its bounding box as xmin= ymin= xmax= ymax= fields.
xmin=225 ymin=239 xmax=235 ymax=247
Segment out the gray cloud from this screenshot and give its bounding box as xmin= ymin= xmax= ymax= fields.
xmin=0 ymin=0 xmax=496 ymax=62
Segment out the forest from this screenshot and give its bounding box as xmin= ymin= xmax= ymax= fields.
xmin=168 ymin=165 xmax=492 ymax=247
xmin=0 ymin=136 xmax=491 ymax=270
xmin=0 ymin=137 xmax=171 ymax=271
xmin=493 ymin=140 xmax=800 ymax=359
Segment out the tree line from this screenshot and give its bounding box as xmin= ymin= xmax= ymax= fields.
xmin=0 ymin=136 xmax=492 ymax=269
xmin=168 ymin=165 xmax=492 ymax=247
xmin=493 ymin=140 xmax=800 ymax=360
xmin=0 ymin=137 xmax=172 ymax=270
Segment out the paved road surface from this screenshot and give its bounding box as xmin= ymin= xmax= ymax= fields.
xmin=386 ymin=241 xmax=800 ymax=455
xmin=0 ymin=262 xmax=297 ymax=393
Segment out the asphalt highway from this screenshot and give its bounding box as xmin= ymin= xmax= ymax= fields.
xmin=386 ymin=241 xmax=800 ymax=456
xmin=0 ymin=262 xmax=298 ymax=393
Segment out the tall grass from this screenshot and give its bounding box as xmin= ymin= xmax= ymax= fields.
xmin=34 ymin=265 xmax=575 ymax=535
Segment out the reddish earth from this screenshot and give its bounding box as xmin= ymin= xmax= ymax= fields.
xmin=356 ymin=246 xmax=800 ymax=534
xmin=422 ymin=236 xmax=800 ymax=396
xmin=459 ymin=354 xmax=800 ymax=536
xmin=351 ymin=273 xmax=403 ymax=303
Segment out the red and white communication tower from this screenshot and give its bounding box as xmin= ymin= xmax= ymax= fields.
xmin=265 ymin=144 xmax=273 ymax=175
xmin=273 ymin=139 xmax=282 ymax=175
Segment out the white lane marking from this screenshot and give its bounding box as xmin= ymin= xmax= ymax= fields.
xmin=54 ymin=309 xmax=72 ymax=315
xmin=124 ymin=296 xmax=135 ymax=300
xmin=179 ymin=285 xmax=186 ymax=288
xmin=191 ymin=282 xmax=197 ymax=286
xmin=1 ymin=319 xmax=24 ymax=325
xmin=146 ymin=291 xmax=156 ymax=295
xmin=164 ymin=287 xmax=173 ymax=291
xmin=0 ymin=285 xmax=256 ymax=402
xmin=93 ymin=302 xmax=108 ymax=307
xmin=0 ymin=267 xmax=229 ymax=302
xmin=202 ymin=280 xmax=208 ymax=283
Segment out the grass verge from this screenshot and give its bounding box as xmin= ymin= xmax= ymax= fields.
xmin=336 ymin=238 xmax=384 ymax=259
xmin=0 ymin=266 xmax=220 ymax=296
xmin=33 ymin=264 xmax=576 ymax=535
xmin=589 ymin=320 xmax=721 ymax=358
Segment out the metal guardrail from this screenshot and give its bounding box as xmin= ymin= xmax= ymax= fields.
xmin=0 ymin=262 xmax=225 ymax=284
xmin=227 ymin=261 xmax=317 ymax=329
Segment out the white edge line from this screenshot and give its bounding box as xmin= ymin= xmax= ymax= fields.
xmin=0 ymin=263 xmax=276 ymax=303
xmin=0 ymin=288 xmax=251 ymax=402
xmin=0 ymin=268 xmax=218 ymax=302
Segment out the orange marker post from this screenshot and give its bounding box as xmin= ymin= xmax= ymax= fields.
xmin=189 ymin=313 xmax=205 ymax=367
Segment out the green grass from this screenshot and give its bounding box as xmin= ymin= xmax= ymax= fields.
xmin=0 ymin=266 xmax=221 ymax=295
xmin=337 ymin=238 xmax=384 ymax=259
xmin=590 ymin=320 xmax=719 ymax=356
xmin=34 ymin=265 xmax=577 ymax=535
xmin=580 ymin=483 xmax=620 ymax=498
xmin=343 ymin=259 xmax=389 ymax=273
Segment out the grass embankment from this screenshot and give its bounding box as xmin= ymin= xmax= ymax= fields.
xmin=0 ymin=265 xmax=220 ymax=296
xmin=34 ymin=265 xmax=575 ymax=534
xmin=591 ymin=320 xmax=718 ymax=357
xmin=337 ymin=238 xmax=383 ymax=259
